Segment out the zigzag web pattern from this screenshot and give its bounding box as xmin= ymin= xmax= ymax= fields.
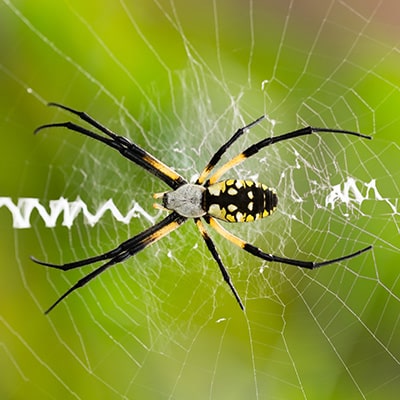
xmin=1 ymin=177 xmax=393 ymax=228
xmin=0 ymin=197 xmax=155 ymax=228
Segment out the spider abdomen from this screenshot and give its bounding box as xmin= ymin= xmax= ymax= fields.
xmin=204 ymin=179 xmax=277 ymax=223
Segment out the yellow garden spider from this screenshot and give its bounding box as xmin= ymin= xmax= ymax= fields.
xmin=32 ymin=103 xmax=372 ymax=314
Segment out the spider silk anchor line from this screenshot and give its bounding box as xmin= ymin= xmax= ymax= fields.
xmin=0 ymin=197 xmax=155 ymax=229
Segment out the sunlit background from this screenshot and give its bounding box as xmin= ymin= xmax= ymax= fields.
xmin=1 ymin=1 xmax=399 ymax=399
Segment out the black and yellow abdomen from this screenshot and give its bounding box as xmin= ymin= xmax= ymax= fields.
xmin=203 ymin=179 xmax=278 ymax=223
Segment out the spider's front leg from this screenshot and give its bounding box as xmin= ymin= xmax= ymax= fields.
xmin=32 ymin=212 xmax=187 ymax=314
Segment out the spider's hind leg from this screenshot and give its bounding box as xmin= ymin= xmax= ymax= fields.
xmin=208 ymin=216 xmax=372 ymax=269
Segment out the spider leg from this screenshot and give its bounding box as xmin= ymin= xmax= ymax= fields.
xmin=35 ymin=103 xmax=187 ymax=189
xmin=196 ymin=115 xmax=265 ymax=185
xmin=33 ymin=212 xmax=187 ymax=314
xmin=43 ymin=253 xmax=130 ymax=314
xmin=208 ymin=126 xmax=372 ymax=184
xmin=31 ymin=212 xmax=185 ymax=270
xmin=195 ymin=219 xmax=244 ymax=310
xmin=208 ymin=217 xmax=372 ymax=269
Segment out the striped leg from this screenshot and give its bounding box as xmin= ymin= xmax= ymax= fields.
xmin=208 ymin=217 xmax=372 ymax=269
xmin=196 ymin=116 xmax=265 ymax=185
xmin=35 ymin=103 xmax=187 ymax=189
xmin=207 ymin=126 xmax=371 ymax=185
xmin=32 ymin=212 xmax=187 ymax=313
xmin=195 ymin=219 xmax=244 ymax=310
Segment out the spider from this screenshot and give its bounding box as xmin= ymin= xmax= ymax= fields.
xmin=31 ymin=103 xmax=372 ymax=314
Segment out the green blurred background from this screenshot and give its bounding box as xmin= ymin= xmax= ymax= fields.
xmin=1 ymin=1 xmax=399 ymax=399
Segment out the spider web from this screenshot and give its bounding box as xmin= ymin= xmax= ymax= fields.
xmin=1 ymin=0 xmax=400 ymax=398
